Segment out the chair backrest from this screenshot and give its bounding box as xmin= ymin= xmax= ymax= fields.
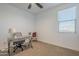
xmin=13 ymin=39 xmax=25 ymax=45
xmin=32 ymin=32 xmax=37 ymax=37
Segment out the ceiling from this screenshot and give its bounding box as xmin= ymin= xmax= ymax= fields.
xmin=9 ymin=3 xmax=61 ymax=14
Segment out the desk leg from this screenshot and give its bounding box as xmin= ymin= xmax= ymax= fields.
xmin=29 ymin=40 xmax=33 ymax=48
xmin=8 ymin=41 xmax=10 ymax=56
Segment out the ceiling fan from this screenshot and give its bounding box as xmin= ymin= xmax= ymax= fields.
xmin=28 ymin=3 xmax=43 ymax=9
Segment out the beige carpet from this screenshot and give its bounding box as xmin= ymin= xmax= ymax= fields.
xmin=15 ymin=41 xmax=79 ymax=56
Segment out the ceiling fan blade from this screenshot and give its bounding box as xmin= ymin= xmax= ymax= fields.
xmin=28 ymin=3 xmax=31 ymax=9
xmin=35 ymin=3 xmax=43 ymax=8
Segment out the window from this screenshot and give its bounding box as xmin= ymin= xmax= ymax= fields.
xmin=58 ymin=7 xmax=76 ymax=32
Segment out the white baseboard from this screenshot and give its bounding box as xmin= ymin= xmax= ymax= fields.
xmin=38 ymin=39 xmax=79 ymax=52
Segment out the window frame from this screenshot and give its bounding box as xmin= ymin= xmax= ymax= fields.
xmin=58 ymin=7 xmax=76 ymax=33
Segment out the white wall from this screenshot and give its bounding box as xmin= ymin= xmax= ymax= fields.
xmin=0 ymin=4 xmax=35 ymax=49
xmin=36 ymin=3 xmax=79 ymax=51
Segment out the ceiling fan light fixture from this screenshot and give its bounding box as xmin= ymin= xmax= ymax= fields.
xmin=27 ymin=3 xmax=43 ymax=9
